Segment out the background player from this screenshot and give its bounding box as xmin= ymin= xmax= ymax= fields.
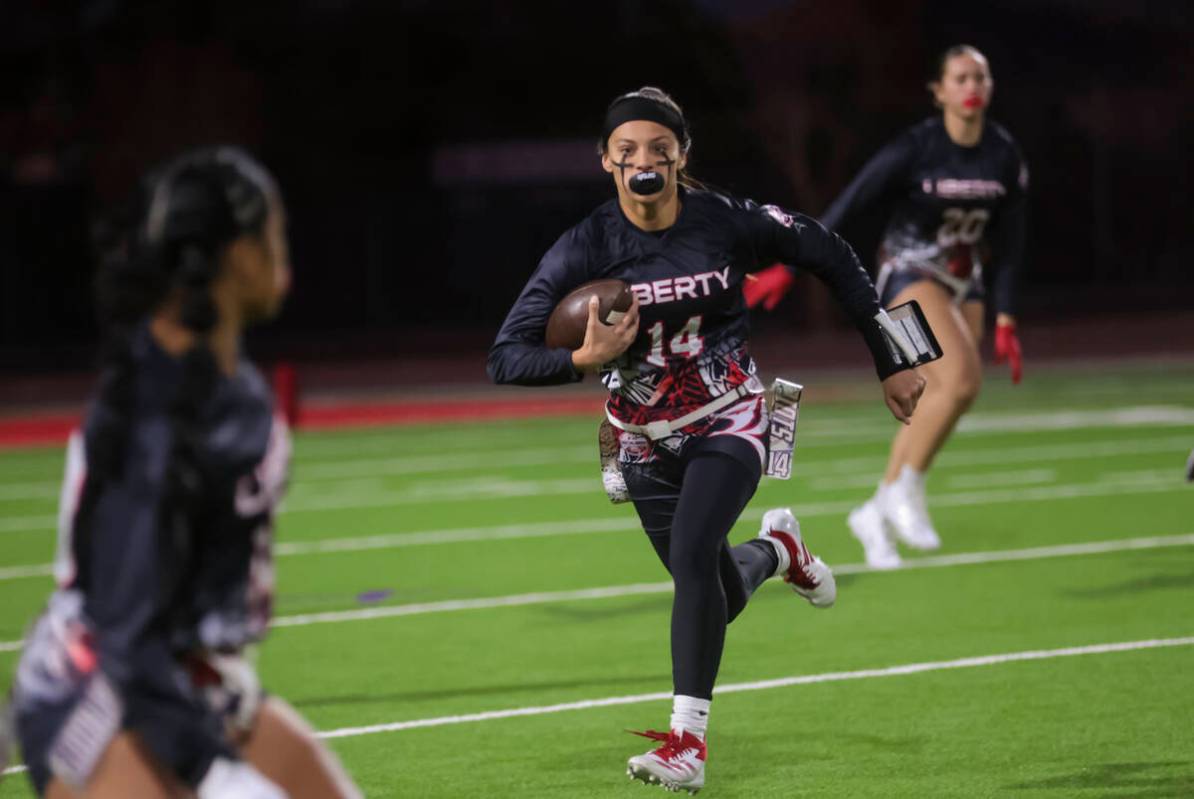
xmin=489 ymin=87 xmax=925 ymax=793
xmin=746 ymin=45 xmax=1029 ymax=569
xmin=8 ymin=148 xmax=360 ymax=798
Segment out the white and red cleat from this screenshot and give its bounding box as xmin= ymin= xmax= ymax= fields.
xmin=626 ymin=729 xmax=706 ymax=794
xmin=759 ymin=508 xmax=836 ymax=608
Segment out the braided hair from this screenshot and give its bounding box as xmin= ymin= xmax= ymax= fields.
xmin=79 ymin=146 xmax=276 ymax=590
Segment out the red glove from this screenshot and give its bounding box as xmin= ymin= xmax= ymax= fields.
xmin=993 ymin=320 xmax=1023 ymax=384
xmin=743 ymin=263 xmax=795 ymax=311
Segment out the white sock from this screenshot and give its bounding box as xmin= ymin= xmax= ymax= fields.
xmin=670 ymin=695 xmax=710 ymax=740
xmin=897 ymin=464 xmax=925 ymax=488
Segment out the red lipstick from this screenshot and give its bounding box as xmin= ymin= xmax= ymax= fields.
xmin=963 ymin=96 xmax=984 ymax=109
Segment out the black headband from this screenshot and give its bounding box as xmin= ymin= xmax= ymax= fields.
xmin=602 ymin=97 xmax=689 ymax=150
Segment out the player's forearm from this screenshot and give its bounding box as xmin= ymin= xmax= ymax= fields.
xmin=487 ymin=342 xmax=583 ymax=386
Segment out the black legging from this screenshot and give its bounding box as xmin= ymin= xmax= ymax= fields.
xmin=625 ymin=435 xmax=777 ymax=699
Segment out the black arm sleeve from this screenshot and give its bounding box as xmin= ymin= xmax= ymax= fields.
xmin=989 ymin=154 xmax=1029 ymax=316
xmin=487 ymin=230 xmax=588 ymax=386
xmin=743 ymin=206 xmax=910 ymax=378
xmin=820 ymin=132 xmax=915 ymax=231
xmin=81 ymin=426 xmax=235 ymax=786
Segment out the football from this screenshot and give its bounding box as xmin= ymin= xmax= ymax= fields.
xmin=544 ymin=279 xmax=633 ymax=350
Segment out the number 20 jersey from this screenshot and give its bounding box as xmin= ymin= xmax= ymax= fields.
xmin=821 ymin=117 xmax=1028 ymax=314
xmin=488 ymin=188 xmax=893 ymax=430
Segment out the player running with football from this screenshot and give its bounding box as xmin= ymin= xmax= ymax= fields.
xmin=5 ymin=148 xmax=361 ymax=798
xmin=746 ymin=45 xmax=1030 ymax=569
xmin=489 ymin=87 xmax=926 ymax=793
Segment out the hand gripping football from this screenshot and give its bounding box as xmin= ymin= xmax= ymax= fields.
xmin=544 ymin=279 xmax=632 ymax=350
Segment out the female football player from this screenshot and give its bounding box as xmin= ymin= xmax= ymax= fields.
xmin=8 ymin=148 xmax=361 ymax=798
xmin=489 ymin=87 xmax=925 ymax=793
xmin=747 ymin=45 xmax=1029 ymax=569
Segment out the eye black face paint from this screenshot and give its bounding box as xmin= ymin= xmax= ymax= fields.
xmin=612 ymin=156 xmax=677 ymax=196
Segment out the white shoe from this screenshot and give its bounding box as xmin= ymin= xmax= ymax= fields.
xmin=627 ymin=729 xmax=706 ymax=794
xmin=878 ymin=467 xmax=941 ymax=551
xmin=847 ymin=501 xmax=901 ymax=570
xmin=758 ymin=508 xmax=836 ymax=608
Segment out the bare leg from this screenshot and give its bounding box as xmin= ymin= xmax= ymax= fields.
xmin=46 ymin=732 xmax=190 ymax=799
xmin=883 ymin=283 xmax=984 ymax=482
xmin=241 ymin=697 xmax=363 ymax=799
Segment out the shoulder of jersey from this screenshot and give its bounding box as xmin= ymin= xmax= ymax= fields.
xmin=984 ymin=119 xmax=1020 ymax=151
xmin=553 ymin=200 xmax=617 ymax=251
xmin=684 ymin=187 xmax=752 ymax=215
xmin=907 ymin=116 xmax=944 ymax=144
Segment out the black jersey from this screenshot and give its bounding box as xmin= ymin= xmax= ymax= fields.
xmin=821 ymin=117 xmax=1028 ymax=314
xmin=488 ymin=188 xmax=897 ymax=428
xmin=45 ymin=324 xmax=288 ymax=780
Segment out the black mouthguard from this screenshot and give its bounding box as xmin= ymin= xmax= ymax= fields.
xmin=628 ymin=171 xmax=665 ymax=195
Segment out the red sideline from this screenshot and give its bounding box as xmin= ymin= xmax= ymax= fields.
xmin=0 ymin=396 xmax=605 ymax=450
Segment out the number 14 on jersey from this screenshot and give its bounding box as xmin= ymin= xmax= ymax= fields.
xmin=644 ymin=315 xmax=705 ymax=366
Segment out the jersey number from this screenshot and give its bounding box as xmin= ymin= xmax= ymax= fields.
xmin=936 ymin=208 xmax=989 ymax=246
xmin=645 ymin=316 xmax=705 ymax=366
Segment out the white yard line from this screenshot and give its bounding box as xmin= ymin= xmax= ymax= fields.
xmin=274 ymin=469 xmax=1183 ymax=515
xmin=0 ymin=514 xmax=56 ymax=533
xmin=3 ymin=635 xmax=1190 ymax=764
xmin=315 ymin=636 xmax=1194 ymax=739
xmin=0 ymin=423 xmax=1187 ymax=513
xmin=263 ymin=532 xmax=1194 ymax=629
xmin=0 ymin=476 xmax=1189 ymax=577
xmin=0 ymin=404 xmax=1189 ymax=498
xmin=2 ymin=531 xmax=1192 ymax=654
xmin=821 ymin=436 xmax=1186 ymax=475
xmin=275 ymin=516 xmax=640 ymax=555
xmin=0 ymin=563 xmax=53 ymax=581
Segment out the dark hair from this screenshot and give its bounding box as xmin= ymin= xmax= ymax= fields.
xmin=598 ymin=86 xmax=708 ymax=191
xmin=931 ymin=44 xmax=989 ymax=83
xmin=87 ymin=146 xmax=276 ymax=482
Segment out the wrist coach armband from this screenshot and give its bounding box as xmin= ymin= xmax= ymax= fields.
xmin=875 ymin=301 xmax=942 ymax=373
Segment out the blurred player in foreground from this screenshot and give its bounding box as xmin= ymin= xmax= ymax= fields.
xmin=5 ymin=148 xmax=361 ymax=798
xmin=489 ymin=87 xmax=925 ymax=793
xmin=747 ymin=45 xmax=1030 ymax=568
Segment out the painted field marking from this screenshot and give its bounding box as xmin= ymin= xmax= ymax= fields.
xmin=314 ymin=636 xmax=1194 ymax=739
xmin=0 ymin=404 xmax=1190 ymax=497
xmin=3 ymin=533 xmax=1192 ymax=652
xmin=263 ymin=532 xmax=1194 ymax=629
xmin=1 ymin=475 xmax=1191 ymax=576
xmin=821 ymin=436 xmax=1185 ymax=475
xmin=271 ymin=469 xmax=1185 ymax=516
xmin=5 ymin=636 xmax=1188 ymax=773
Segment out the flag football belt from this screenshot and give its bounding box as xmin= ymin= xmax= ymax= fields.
xmin=876 ymin=257 xmax=977 ymax=304
xmin=604 ymin=383 xmax=758 ymax=441
xmin=764 ymin=378 xmax=802 ymax=480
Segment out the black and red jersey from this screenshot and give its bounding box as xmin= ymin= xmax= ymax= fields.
xmin=821 ymin=117 xmax=1028 ymax=313
xmin=488 ymin=188 xmax=897 ymax=427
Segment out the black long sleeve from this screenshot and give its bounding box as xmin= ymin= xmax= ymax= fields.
xmin=989 ymin=155 xmax=1029 ymax=316
xmin=487 ymin=230 xmax=587 ymax=386
xmin=742 ymin=205 xmax=908 ymax=378
xmin=820 ymin=132 xmax=915 ymax=232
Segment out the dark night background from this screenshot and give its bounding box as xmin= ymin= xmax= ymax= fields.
xmin=1 ymin=0 xmax=1191 ymax=376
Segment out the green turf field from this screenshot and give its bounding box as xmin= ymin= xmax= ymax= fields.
xmin=2 ymin=361 xmax=1193 ymax=797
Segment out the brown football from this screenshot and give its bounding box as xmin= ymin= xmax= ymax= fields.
xmin=544 ymin=279 xmax=633 ymax=350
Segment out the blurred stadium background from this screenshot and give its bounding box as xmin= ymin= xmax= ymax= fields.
xmin=2 ymin=1 xmax=1193 ymax=797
